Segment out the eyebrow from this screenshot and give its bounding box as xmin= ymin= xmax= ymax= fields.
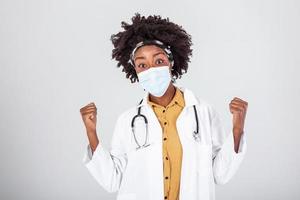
xmin=134 ymin=52 xmax=165 ymax=62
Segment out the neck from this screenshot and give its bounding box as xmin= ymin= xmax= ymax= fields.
xmin=149 ymin=83 xmax=176 ymax=107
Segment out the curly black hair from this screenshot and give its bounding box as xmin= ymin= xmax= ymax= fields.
xmin=110 ymin=13 xmax=193 ymax=83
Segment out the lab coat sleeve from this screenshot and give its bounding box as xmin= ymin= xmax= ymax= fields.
xmin=82 ymin=113 xmax=128 ymax=193
xmin=209 ymin=105 xmax=247 ymax=185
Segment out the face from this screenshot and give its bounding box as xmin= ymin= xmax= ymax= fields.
xmin=133 ymin=45 xmax=172 ymax=75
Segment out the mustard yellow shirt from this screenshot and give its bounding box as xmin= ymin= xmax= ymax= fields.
xmin=147 ymin=86 xmax=185 ymax=200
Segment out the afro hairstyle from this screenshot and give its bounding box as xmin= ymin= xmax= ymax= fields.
xmin=110 ymin=13 xmax=193 ymax=83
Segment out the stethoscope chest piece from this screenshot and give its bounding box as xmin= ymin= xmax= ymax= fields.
xmin=135 ymin=143 xmax=150 ymax=150
xmin=193 ymin=131 xmax=201 ymax=142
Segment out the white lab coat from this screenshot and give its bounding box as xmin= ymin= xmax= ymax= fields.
xmin=82 ymin=85 xmax=247 ymax=200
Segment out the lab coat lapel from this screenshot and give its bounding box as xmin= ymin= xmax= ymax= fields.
xmin=136 ymin=95 xmax=165 ymax=199
xmin=136 ymin=85 xmax=200 ymax=199
xmin=176 ymin=87 xmax=201 ymax=199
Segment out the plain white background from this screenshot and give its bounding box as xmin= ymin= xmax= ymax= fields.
xmin=0 ymin=0 xmax=299 ymax=199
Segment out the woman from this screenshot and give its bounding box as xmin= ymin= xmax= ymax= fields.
xmin=80 ymin=13 xmax=248 ymax=200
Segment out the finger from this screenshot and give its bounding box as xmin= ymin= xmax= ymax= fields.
xmin=230 ymin=104 xmax=244 ymax=112
xmin=81 ymin=107 xmax=97 ymax=112
xmin=230 ymin=101 xmax=247 ymax=110
xmin=230 ymin=101 xmax=243 ymax=106
xmin=80 ymin=110 xmax=97 ymax=115
xmin=81 ymin=110 xmax=97 ymax=116
xmin=231 ymin=99 xmax=245 ymax=105
xmin=230 ymin=99 xmax=248 ymax=106
xmin=80 ymin=104 xmax=97 ymax=110
xmin=230 ymin=102 xmax=244 ymax=109
xmin=232 ymin=97 xmax=248 ymax=105
xmin=80 ymin=103 xmax=96 ymax=111
xmin=80 ymin=106 xmax=97 ymax=113
xmin=230 ymin=107 xmax=243 ymax=114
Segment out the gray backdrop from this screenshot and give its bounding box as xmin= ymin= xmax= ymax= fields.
xmin=1 ymin=0 xmax=299 ymax=199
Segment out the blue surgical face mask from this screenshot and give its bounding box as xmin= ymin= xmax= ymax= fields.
xmin=137 ymin=66 xmax=171 ymax=97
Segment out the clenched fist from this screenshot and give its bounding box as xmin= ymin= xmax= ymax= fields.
xmin=229 ymin=97 xmax=248 ymax=153
xmin=80 ymin=102 xmax=97 ymax=133
xmin=80 ymin=102 xmax=99 ymax=153
xmin=229 ymin=97 xmax=248 ymax=136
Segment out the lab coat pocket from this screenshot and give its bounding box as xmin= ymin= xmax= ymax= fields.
xmin=196 ymin=144 xmax=212 ymax=177
xmin=183 ymin=131 xmax=212 ymax=176
xmin=117 ymin=193 xmax=137 ymax=200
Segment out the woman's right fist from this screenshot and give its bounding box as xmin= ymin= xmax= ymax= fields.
xmin=80 ymin=102 xmax=97 ymax=134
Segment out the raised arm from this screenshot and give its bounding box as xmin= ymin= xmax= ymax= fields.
xmin=209 ymin=99 xmax=248 ymax=185
xmin=80 ymin=102 xmax=128 ymax=193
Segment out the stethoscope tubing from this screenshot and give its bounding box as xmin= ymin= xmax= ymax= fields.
xmin=131 ymin=99 xmax=201 ymax=149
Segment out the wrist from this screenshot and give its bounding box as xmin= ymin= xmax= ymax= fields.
xmin=86 ymin=129 xmax=97 ymax=136
xmin=90 ymin=140 xmax=99 ymax=151
xmin=233 ymin=127 xmax=243 ymax=136
xmin=86 ymin=130 xmax=99 ymax=142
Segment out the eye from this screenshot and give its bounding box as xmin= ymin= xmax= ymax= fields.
xmin=137 ymin=63 xmax=146 ymax=68
xmin=156 ymin=58 xmax=164 ymax=65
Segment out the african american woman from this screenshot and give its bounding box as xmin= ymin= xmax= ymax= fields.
xmin=80 ymin=13 xmax=248 ymax=200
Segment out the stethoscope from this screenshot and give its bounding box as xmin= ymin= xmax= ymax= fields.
xmin=131 ymin=99 xmax=201 ymax=150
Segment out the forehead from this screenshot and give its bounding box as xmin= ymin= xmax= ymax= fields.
xmin=134 ymin=45 xmax=166 ymax=57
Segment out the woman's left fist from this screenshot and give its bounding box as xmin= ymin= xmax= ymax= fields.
xmin=229 ymin=97 xmax=248 ymax=137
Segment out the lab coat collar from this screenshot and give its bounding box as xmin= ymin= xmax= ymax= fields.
xmin=137 ymin=84 xmax=199 ymax=108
